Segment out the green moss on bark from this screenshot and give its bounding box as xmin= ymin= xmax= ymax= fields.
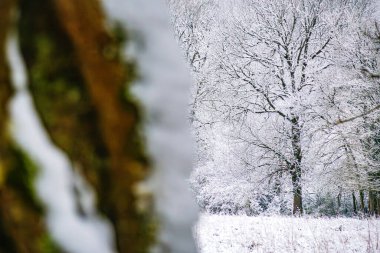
xmin=6 ymin=145 xmax=43 ymax=214
xmin=18 ymin=0 xmax=108 ymax=195
xmin=0 ymin=1 xmax=63 ymax=252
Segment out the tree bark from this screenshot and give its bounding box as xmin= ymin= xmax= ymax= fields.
xmin=0 ymin=1 xmax=64 ymax=252
xmin=337 ymin=189 xmax=342 ymax=213
xmin=368 ymin=190 xmax=379 ymax=216
xmin=1 ymin=0 xmax=155 ymax=252
xmin=359 ymin=190 xmax=366 ymax=213
xmin=291 ymin=117 xmax=303 ymax=215
xmin=352 ymin=192 xmax=357 ymax=214
xmin=291 ymin=169 xmax=303 ymax=215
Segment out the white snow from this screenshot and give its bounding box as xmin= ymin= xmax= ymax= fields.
xmin=102 ymin=1 xmax=199 ymax=253
xmin=6 ymin=32 xmax=116 ymax=253
xmin=196 ymin=214 xmax=380 ymax=253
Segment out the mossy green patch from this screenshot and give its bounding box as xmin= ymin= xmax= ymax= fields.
xmin=37 ymin=233 xmax=62 ymax=253
xmin=6 ymin=144 xmax=44 ymax=214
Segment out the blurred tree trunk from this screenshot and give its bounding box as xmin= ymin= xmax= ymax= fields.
xmin=352 ymin=192 xmax=357 ymax=214
xmin=368 ymin=191 xmax=380 ymax=216
xmin=1 ymin=1 xmax=63 ymax=252
xmin=359 ymin=190 xmax=366 ymax=213
xmin=337 ymin=189 xmax=342 ymax=212
xmin=1 ymin=0 xmax=155 ymax=252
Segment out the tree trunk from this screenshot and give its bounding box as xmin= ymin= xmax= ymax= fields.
xmin=368 ymin=190 xmax=379 ymax=216
xmin=369 ymin=191 xmax=374 ymax=215
xmin=1 ymin=0 xmax=155 ymax=252
xmin=291 ymin=117 xmax=303 ymax=215
xmin=0 ymin=1 xmax=66 ymax=252
xmin=337 ymin=189 xmax=342 ymax=214
xmin=292 ymin=175 xmax=303 ymax=215
xmin=352 ymin=192 xmax=358 ymax=214
xmin=359 ymin=190 xmax=366 ymax=213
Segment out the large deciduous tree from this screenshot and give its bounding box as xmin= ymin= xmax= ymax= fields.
xmin=214 ymin=0 xmax=370 ymax=214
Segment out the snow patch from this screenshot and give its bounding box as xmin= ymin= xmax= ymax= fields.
xmin=196 ymin=214 xmax=380 ymax=253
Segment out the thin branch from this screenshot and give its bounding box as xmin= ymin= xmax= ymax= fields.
xmin=335 ymin=104 xmax=380 ymax=125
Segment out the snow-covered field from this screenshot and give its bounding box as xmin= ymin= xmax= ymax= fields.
xmin=196 ymin=214 xmax=380 ymax=253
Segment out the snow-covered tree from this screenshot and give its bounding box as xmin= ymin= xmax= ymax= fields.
xmin=168 ymin=0 xmax=232 ymax=178
xmin=167 ymin=0 xmax=380 ymax=217
xmin=334 ymin=19 xmax=380 ymax=214
xmin=175 ymin=0 xmax=373 ymax=215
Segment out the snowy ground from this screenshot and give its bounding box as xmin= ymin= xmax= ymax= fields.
xmin=195 ymin=214 xmax=380 ymax=253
